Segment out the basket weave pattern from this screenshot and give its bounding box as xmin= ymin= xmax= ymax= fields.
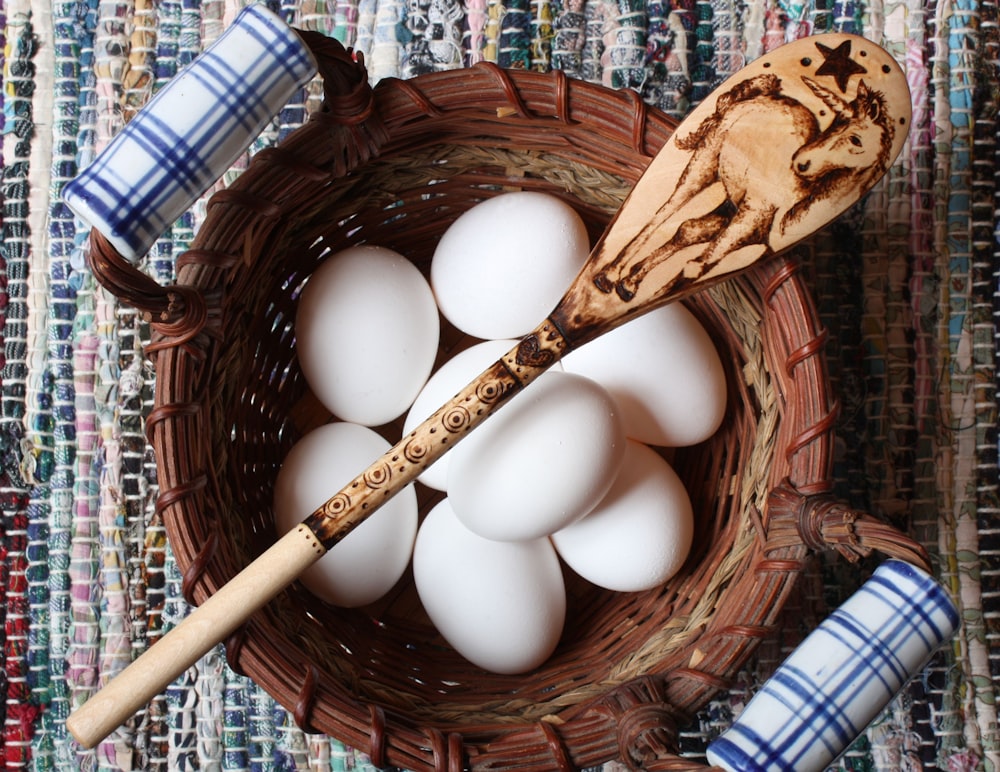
xmin=88 ymin=38 xmax=929 ymax=771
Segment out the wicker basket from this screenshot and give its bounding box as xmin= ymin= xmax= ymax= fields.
xmin=88 ymin=34 xmax=929 ymax=772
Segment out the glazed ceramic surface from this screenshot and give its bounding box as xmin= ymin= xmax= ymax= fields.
xmin=706 ymin=560 xmax=959 ymax=772
xmin=62 ymin=3 xmax=316 ymax=260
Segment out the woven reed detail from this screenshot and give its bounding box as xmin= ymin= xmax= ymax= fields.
xmin=784 ymin=328 xmax=830 ymax=376
xmin=596 ymin=676 xmax=680 ymax=768
xmin=477 ymin=62 xmax=536 ymax=118
xmin=297 ymin=31 xmax=386 ymax=137
xmin=646 ymin=760 xmax=725 ymax=772
xmin=223 ymin=627 xmax=249 ymax=677
xmin=207 ymin=188 xmax=284 ymax=218
xmin=181 ymin=527 xmax=219 ymax=603
xmin=366 ymin=704 xmax=389 ymax=768
xmin=89 ymin=229 xmax=208 ymax=331
xmin=784 ymin=406 xmax=839 ymax=468
xmin=426 ymin=728 xmax=466 ymax=772
xmin=251 ymin=146 xmax=333 ymax=181
xmin=147 ymin=468 xmax=205 ymax=514
xmin=293 ymin=663 xmax=321 ymax=734
xmin=86 ymin=37 xmax=929 ymax=771
xmin=175 ymin=248 xmax=242 ymax=275
xmin=766 ymin=484 xmax=932 ymax=572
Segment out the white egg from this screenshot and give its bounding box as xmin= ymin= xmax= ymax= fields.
xmin=550 ymin=439 xmax=694 ymax=592
xmin=562 ymin=302 xmax=726 ymax=447
xmin=430 ymin=192 xmax=590 ymax=339
xmin=447 ymin=370 xmax=625 ymax=542
xmin=413 ymin=498 xmax=566 ymax=674
xmin=296 ymin=246 xmax=440 ymax=426
xmin=403 ymin=339 xmax=565 ymax=491
xmin=272 ymin=422 xmax=418 ymax=608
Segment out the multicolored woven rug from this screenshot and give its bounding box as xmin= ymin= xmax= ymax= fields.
xmin=1 ymin=0 xmax=998 ymax=769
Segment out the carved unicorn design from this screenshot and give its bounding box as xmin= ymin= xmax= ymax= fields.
xmin=593 ymin=73 xmax=895 ymax=301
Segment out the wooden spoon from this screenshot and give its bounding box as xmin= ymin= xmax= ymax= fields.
xmin=67 ymin=33 xmax=910 ymax=749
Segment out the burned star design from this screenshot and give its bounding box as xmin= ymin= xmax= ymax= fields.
xmin=814 ymin=40 xmax=867 ymax=92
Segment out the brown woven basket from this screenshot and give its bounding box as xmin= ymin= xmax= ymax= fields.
xmin=88 ymin=33 xmax=929 ymax=772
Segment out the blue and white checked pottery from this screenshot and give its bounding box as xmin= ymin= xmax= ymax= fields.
xmin=706 ymin=559 xmax=958 ymax=772
xmin=63 ymin=4 xmax=317 ymax=260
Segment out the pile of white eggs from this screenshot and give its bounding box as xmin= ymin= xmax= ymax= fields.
xmin=273 ymin=192 xmax=728 ymax=675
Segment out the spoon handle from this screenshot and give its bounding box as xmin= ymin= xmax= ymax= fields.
xmin=66 ymin=338 xmax=548 ymax=748
xmin=66 ymin=526 xmax=325 ymax=748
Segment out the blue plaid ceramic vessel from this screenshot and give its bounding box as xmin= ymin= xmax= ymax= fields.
xmin=63 ymin=4 xmax=317 ymax=260
xmin=706 ymin=559 xmax=958 ymax=772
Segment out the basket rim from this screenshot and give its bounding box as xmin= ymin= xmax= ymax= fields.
xmin=134 ymin=63 xmax=840 ymax=771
